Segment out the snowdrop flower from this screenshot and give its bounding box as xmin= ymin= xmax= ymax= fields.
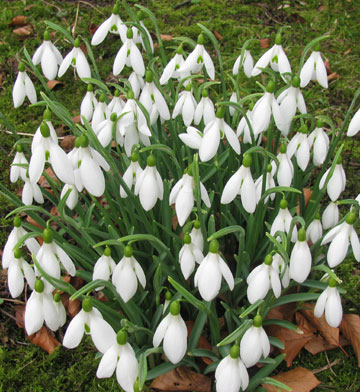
xmin=277 ymin=76 xmax=307 ymax=136
xmin=190 ymin=220 xmax=204 ymax=252
xmin=199 ymin=107 xmax=240 ymax=162
xmin=270 ymin=199 xmax=297 ymax=242
xmin=10 ymin=144 xmax=28 ymax=183
xmin=7 ymin=248 xmax=35 ymax=298
xmin=70 ymin=134 xmax=110 ymax=197
xmin=80 ymin=84 xmax=98 ymax=123
xmin=347 ymin=107 xmax=360 ymax=137
xmin=306 ymin=213 xmax=323 ymax=244
xmin=194 ymin=89 xmax=215 ymax=125
xmin=108 ymin=89 xmax=125 ymax=114
xmin=31 ymin=109 xmax=59 ymax=151
xmin=308 ymin=120 xmax=330 ymax=166
xmin=233 ymin=49 xmax=254 ymax=78
xmin=22 ymin=173 xmax=44 ymax=206
xmin=321 ymin=212 xmax=360 ymax=268
xmin=153 ymin=301 xmax=188 ymax=364
xmin=240 ymin=315 xmax=270 ymax=368
xmin=314 ymin=278 xmax=343 ymax=328
xmin=128 ymin=71 xmax=144 ymax=99
xmin=194 ymin=239 xmax=234 ymax=301
xmin=63 ymin=297 xmax=116 ymax=354
xmin=276 ymin=144 xmax=294 ymax=187
xmin=32 ymin=31 xmax=63 ymax=80
xmin=58 ymin=38 xmax=91 ymax=80
xmin=289 ymin=228 xmax=312 ymax=283
xmin=12 ymin=62 xmax=37 ymax=108
xmin=60 ymin=183 xmax=79 ymax=210
xmin=91 ymin=3 xmax=127 ymax=45
xmin=96 ymin=329 xmax=139 ymax=392
xmin=178 ymin=34 xmax=215 ymax=80
xmin=112 ymin=245 xmax=146 ymax=303
xmin=2 ymin=216 xmax=40 ymax=269
xmin=25 ymin=279 xmax=60 ymax=335
xmin=221 ymin=154 xmax=256 ymax=213
xmin=113 ymin=28 xmax=145 ymax=77
xmin=178 ymin=233 xmax=204 ymax=279
xmin=178 ymin=126 xmax=202 ymax=150
xmin=119 ymin=152 xmax=143 ymax=198
xmin=97 ymin=113 xmax=118 ymax=148
xmin=139 ymin=70 xmax=170 ymax=125
xmin=300 ymin=42 xmax=328 ymax=88
xmin=287 ymin=124 xmax=311 ymax=171
xmin=247 ymin=254 xmax=281 ymax=304
xmin=215 ymin=345 xmax=249 ymax=392
xmin=132 ymin=10 xmax=154 ymax=53
xmin=172 ymin=83 xmax=197 ymax=126
xmin=251 ymin=34 xmax=291 ymax=81
xmin=322 ymin=202 xmax=339 ymax=230
xmin=92 ymin=247 xmax=116 ymax=290
xmin=92 ymin=93 xmax=110 ymax=135
xmin=29 ymin=122 xmax=74 ymax=185
xmin=160 ymin=45 xmax=189 ymax=85
xmin=251 ymin=81 xmax=286 ymax=136
xmin=272 ymin=252 xmax=290 ymax=288
xmin=169 ymin=165 xmax=211 ymax=226
xmin=255 ymin=163 xmax=276 ymax=204
xmin=53 ymin=293 xmax=66 ymax=328
xmin=319 ymin=156 xmax=346 ymax=201
xmin=134 ymin=154 xmax=163 ymax=211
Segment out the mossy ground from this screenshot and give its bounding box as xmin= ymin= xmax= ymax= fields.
xmin=1 ymin=0 xmax=360 ymax=391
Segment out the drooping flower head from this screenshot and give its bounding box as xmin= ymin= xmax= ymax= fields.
xmin=58 ymin=38 xmax=91 ymax=80
xmin=92 ymin=247 xmax=117 ymax=290
xmin=300 ymin=42 xmax=328 ymax=88
xmin=12 ymin=61 xmax=37 ymax=108
xmin=178 ymin=233 xmax=204 ymax=280
xmin=289 ymin=227 xmax=312 ymax=283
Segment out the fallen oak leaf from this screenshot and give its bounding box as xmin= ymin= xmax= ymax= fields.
xmin=9 ymin=15 xmax=27 ymax=26
xmin=263 ymin=367 xmax=321 ymax=392
xmin=213 ymin=30 xmax=223 ymax=41
xmin=46 ymin=80 xmax=64 ymax=90
xmin=160 ymin=34 xmax=173 ymax=41
xmin=13 ymin=25 xmax=33 ymax=37
xmin=259 ymin=38 xmax=269 ymax=48
xmin=340 ymin=314 xmax=360 ymax=367
xmin=305 ymin=334 xmax=350 ymax=355
xmin=28 ymin=326 xmax=60 ymax=354
xmin=151 ymin=365 xmax=211 ymax=392
xmin=60 ymin=135 xmax=76 ymax=151
xmin=328 ymin=72 xmax=340 ymax=82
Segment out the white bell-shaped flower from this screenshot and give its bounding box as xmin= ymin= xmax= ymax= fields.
xmin=120 ymin=153 xmax=143 ymax=198
xmin=215 ymin=345 xmax=249 ymax=392
xmin=194 ymin=89 xmax=215 ymax=126
xmin=80 ymin=84 xmax=98 ymax=123
xmin=347 ymin=107 xmax=360 ymax=137
xmin=63 ymin=297 xmax=116 ymax=354
xmin=97 ymin=113 xmax=119 ymax=148
xmin=190 ymin=221 xmax=204 ymax=252
xmin=251 ymin=34 xmax=291 ymax=81
xmin=199 ymin=107 xmax=240 ymax=162
xmin=7 ymin=248 xmax=35 ymax=298
xmin=128 ymin=71 xmax=144 ymax=99
xmin=132 ymin=20 xmax=154 ymax=53
xmin=153 ymin=301 xmax=188 ymax=364
xmin=22 ymin=174 xmax=44 ymax=206
xmin=58 ymin=38 xmax=91 ymax=80
xmin=134 ymin=155 xmax=163 ymax=211
xmin=221 ymin=154 xmax=256 ymax=213
xmin=60 ymin=183 xmax=79 ymax=210
xmin=169 ymin=166 xmax=211 ymax=226
xmin=233 ymin=49 xmax=254 ymax=78
xmin=178 ymin=126 xmax=202 ymax=150
xmin=240 ymin=315 xmax=270 ymax=368
xmin=12 ymin=62 xmax=37 ymax=108
xmin=178 ymin=233 xmax=204 ymax=279
xmin=92 ymin=93 xmax=110 ymax=135
xmin=139 ymin=70 xmax=170 ymax=125
xmin=319 ymin=157 xmax=346 ymax=201
xmin=322 ymin=201 xmax=339 ymax=230
xmin=276 ymin=144 xmax=294 ymax=187
xmin=247 ymin=254 xmax=282 ymax=304
xmin=194 ymin=239 xmax=234 ymax=301
xmin=91 ymin=4 xmax=127 ymax=45
xmin=25 ymin=279 xmax=60 ymax=335
xmin=308 ymin=121 xmax=330 ymax=166
xmin=272 ymin=252 xmax=290 ymax=288
xmin=289 ymin=228 xmax=312 ymax=283
xmin=108 ymin=89 xmax=125 ymax=114
xmin=160 ymin=46 xmax=189 ymax=85
xmin=93 ymin=247 xmax=117 ymax=291
xmin=172 ymin=84 xmax=197 ymax=126
xmin=113 ymin=28 xmax=145 ymax=77
xmin=314 ymin=278 xmax=343 ymax=328
xmin=178 ymin=34 xmax=215 ymax=79
xmin=32 ymin=31 xmax=63 ymax=80
xmin=306 ymin=213 xmax=323 ymax=244
xmin=300 ymin=43 xmax=328 ymax=88
xmin=53 ymin=293 xmax=66 ymax=329
xmin=270 ymin=199 xmax=297 ymax=242
xmin=112 ymin=245 xmax=146 ymax=303
xmin=96 ymin=329 xmax=139 ymax=392
xmin=321 ymin=212 xmax=360 ymax=268
xmin=287 ymin=124 xmax=311 ymax=171
xmin=255 ymin=163 xmax=276 ymax=204
xmin=10 ymin=145 xmax=28 ymax=183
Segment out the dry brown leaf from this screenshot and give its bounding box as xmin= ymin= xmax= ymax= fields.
xmin=340 ymin=314 xmax=360 ymax=367
xmin=151 ymin=366 xmax=211 ymax=392
xmin=13 ymin=25 xmax=33 ymax=37
xmin=328 ymin=72 xmax=340 ymax=81
xmin=160 ymin=34 xmax=173 ymax=41
xmin=9 ymin=15 xmax=27 ymax=26
xmin=344 ymin=48 xmax=351 ymax=55
xmin=186 ymin=321 xmax=213 ymax=365
xmin=213 ymin=30 xmax=223 ymax=41
xmin=39 ymin=167 xmax=59 ymax=190
xmin=260 ymin=38 xmax=269 ymax=49
xmin=46 ymin=79 xmax=64 ymax=90
xmin=72 ymin=114 xmax=81 ymax=124
xmin=80 ymin=44 xmax=88 ymax=56
xmin=28 ymin=326 xmax=60 ymax=354
xmin=297 ymin=188 xmax=312 ymax=215
xmin=88 ymin=23 xmax=98 ymax=36
xmin=15 ymin=304 xmax=25 ymax=328
xmin=266 ymin=303 xmax=296 ymax=322
xmin=263 ymin=367 xmax=321 ymax=392
xmin=60 ymin=135 xmax=76 ymax=151
xmin=305 ymin=334 xmax=350 ymax=355
xmin=67 ymin=298 xmax=81 ymax=318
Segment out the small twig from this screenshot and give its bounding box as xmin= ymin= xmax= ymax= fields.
xmin=0 ymin=308 xmax=17 ymax=322
xmin=78 ymin=1 xmax=105 ymax=16
xmin=312 ymin=358 xmax=340 ymax=375
xmin=0 ymin=298 xmax=25 ymax=304
xmin=72 ymin=1 xmax=81 ymax=38
xmin=3 ymin=130 xmax=66 ymax=139
xmin=174 ymin=0 xmax=191 ymax=10
xmin=42 ymin=0 xmax=61 ymax=12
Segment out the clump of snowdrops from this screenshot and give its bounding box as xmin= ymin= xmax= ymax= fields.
xmin=2 ymin=1 xmax=360 ymax=391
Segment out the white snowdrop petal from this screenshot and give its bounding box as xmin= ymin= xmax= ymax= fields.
xmin=116 ymin=345 xmax=139 ymax=392
xmin=240 ymin=327 xmax=262 ymax=367
xmin=113 ymin=45 xmax=128 ymax=76
xmin=114 ymin=259 xmax=138 ymax=303
xmin=24 ymin=74 xmax=37 ymax=104
xmin=42 ymin=44 xmax=58 ymax=80
xmin=315 ymin=52 xmax=328 ymax=88
xmin=130 ymin=44 xmax=145 ymax=76
xmin=42 ymin=294 xmax=60 ymax=331
xmin=347 ymin=108 xmax=360 ymax=137
xmin=8 ymin=261 xmax=24 ymax=298
xmin=96 ymin=345 xmax=118 ymax=378
xmin=327 ymin=230 xmax=349 ymax=268
xmin=252 ymin=48 xmax=273 ymax=76
xmin=13 ymin=74 xmax=26 ymax=108
xmin=63 ymin=311 xmax=85 ymax=348
xmin=54 ymin=244 xmax=76 ymax=276
xmin=91 ymin=17 xmax=112 ymax=46
xmin=215 ymin=356 xmax=242 ymax=392
xmin=163 ymin=315 xmax=187 ymax=364
xmin=76 ymin=50 xmax=91 ymax=79
xmin=90 ymin=314 xmax=117 ymax=354
xmin=218 ymin=256 xmax=234 ymax=291
xmin=350 ymin=228 xmax=360 ymax=262
xmin=134 ymin=259 xmax=146 ymax=289
xmin=25 ymin=292 xmax=44 ymax=335
xmin=240 ymin=172 xmax=256 ymax=213
xmin=153 ymin=316 xmax=169 ymax=347
xmin=325 ymin=288 xmax=343 ymax=327
xmin=314 ymin=289 xmax=327 ymax=318
xmin=80 ymin=154 xmax=105 ymax=197
xmin=300 ymin=55 xmax=314 ymax=88
xmin=58 ymin=49 xmax=74 ymax=77
xmin=259 ymin=327 xmax=270 ymax=358
xmin=221 ymin=169 xmax=242 ymax=204
xmin=32 ymin=43 xmax=44 ymax=65
xmin=49 ymin=143 xmax=75 ymax=185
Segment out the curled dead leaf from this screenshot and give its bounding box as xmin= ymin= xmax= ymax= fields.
xmin=88 ymin=23 xmax=98 ymax=36
xmin=46 ymin=80 xmax=64 ymax=90
xmin=9 ymin=15 xmax=27 ymax=27
xmin=13 ymin=25 xmax=33 ymax=37
xmin=28 ymin=326 xmax=60 ymax=354
xmin=160 ymin=34 xmax=173 ymax=41
xmin=72 ymin=114 xmax=81 ymax=124
xmin=60 ymin=135 xmax=76 ymax=151
xmin=340 ymin=314 xmax=360 ymax=367
xmin=328 ymin=72 xmax=340 ymax=82
xmin=213 ymin=30 xmax=223 ymax=41
xmin=260 ymin=38 xmax=269 ymax=49
xmin=305 ymin=334 xmax=350 ymax=355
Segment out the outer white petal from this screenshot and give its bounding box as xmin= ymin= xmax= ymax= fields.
xmin=29 ymin=146 xmax=45 ymax=183
xmin=54 ymin=243 xmax=76 ymax=276
xmin=8 ymin=260 xmax=24 ymax=298
xmin=134 ymin=259 xmax=146 ymax=289
xmin=24 ymin=73 xmax=37 ymax=104
xmin=240 ymin=327 xmax=262 ymax=367
xmin=58 ymin=49 xmax=74 ymax=77
xmin=175 ymin=185 xmax=194 ymax=226
xmin=200 ymin=182 xmax=211 ymax=208
xmin=163 ymin=315 xmax=187 ymax=364
xmin=314 ymin=289 xmax=327 ymax=318
xmin=325 ymin=287 xmax=343 ymax=327
xmin=218 ymin=256 xmax=234 ymax=290
xmin=300 ymin=54 xmax=315 ymax=88
xmin=42 ymin=294 xmax=60 ymax=331
xmin=350 ymin=228 xmax=360 ymax=261
xmin=322 ymin=202 xmax=339 ymax=230
xmin=215 ymin=356 xmax=242 ymax=392
xmin=42 ymin=43 xmax=58 ymax=80
xmin=199 ymin=121 xmax=220 ymax=162
xmin=223 ymin=121 xmax=240 ymax=155
xmin=91 ymin=17 xmax=112 ymax=46
xmin=113 ymin=44 xmax=128 ymax=76
xmin=32 ymin=43 xmax=45 ymax=65
xmin=113 ymin=259 xmax=138 ymax=303
xmin=247 ymin=266 xmax=269 ymax=304
xmin=221 ymin=168 xmax=242 ymax=204
xmin=195 ymin=253 xmax=222 ymax=301
xmin=327 ymin=165 xmax=343 ymax=201
xmin=182 ymin=93 xmax=196 ymax=126
xmin=243 ymin=51 xmax=254 ymax=78
xmin=96 ymin=345 xmax=118 ymax=378
xmin=49 ymin=143 xmax=75 ymax=184
xmin=270 ymin=268 xmax=282 ymax=298
xmin=259 ymin=327 xmax=270 ymax=358
xmin=138 ymin=168 xmax=159 ymax=211
xmin=90 ymin=313 xmax=117 ymax=354
xmin=169 ymin=178 xmax=183 ymax=205
xmin=321 ymin=223 xmax=343 ymax=245
xmin=153 ymin=88 xmax=170 ymax=120
xmin=251 ymin=48 xmax=273 ymax=76
xmin=25 ymin=292 xmax=44 ymax=335
xmin=314 ymin=52 xmax=328 ymax=88
xmin=75 ymin=50 xmax=91 ymax=79
xmin=153 ymin=315 xmax=169 ymax=347
xmin=347 ymin=108 xmax=360 ymax=137
xmin=202 ymin=49 xmax=215 ymax=79
xmin=289 ymin=241 xmax=312 ymax=283
xmin=116 ymin=344 xmax=139 ymax=392
xmin=12 ymin=73 xmax=25 ymax=108
xmin=327 ymin=229 xmax=349 ymax=268
xmin=80 ymin=154 xmax=105 ymax=197
xmin=130 ymin=42 xmax=145 ymax=76
xmin=240 ymin=170 xmax=256 ymax=213
xmin=179 ymin=245 xmax=196 ymax=279
xmin=179 ymin=126 xmax=202 ymax=149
